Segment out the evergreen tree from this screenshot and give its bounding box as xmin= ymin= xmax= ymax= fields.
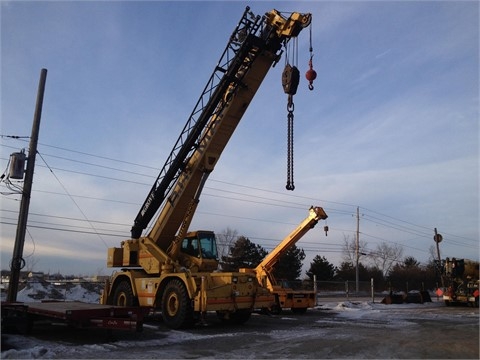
xmin=403 ymin=256 xmax=420 ymax=268
xmin=387 ymin=256 xmax=427 ymax=291
xmin=307 ymin=255 xmax=336 ymax=281
xmin=272 ymin=245 xmax=305 ymax=281
xmin=220 ymin=236 xmax=268 ymax=271
xmin=336 ymin=261 xmax=384 ymax=288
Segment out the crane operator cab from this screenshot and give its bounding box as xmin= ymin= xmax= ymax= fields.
xmin=179 ymin=231 xmax=219 ymax=272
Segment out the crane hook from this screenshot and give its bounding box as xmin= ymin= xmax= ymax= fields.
xmin=305 ymin=56 xmax=317 ymax=90
xmin=305 ymin=23 xmax=316 ymax=91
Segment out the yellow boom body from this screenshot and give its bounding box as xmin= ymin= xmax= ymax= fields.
xmin=242 ymin=206 xmax=328 ymax=314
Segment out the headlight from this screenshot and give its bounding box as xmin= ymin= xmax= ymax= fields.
xmin=232 ymin=276 xmax=238 ymax=283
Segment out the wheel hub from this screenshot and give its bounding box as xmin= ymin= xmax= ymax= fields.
xmin=166 ymin=293 xmax=179 ymax=316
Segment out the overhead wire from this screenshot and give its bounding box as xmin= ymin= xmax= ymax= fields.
xmin=1 ymin=138 xmax=477 ymax=258
xmin=1 ymin=138 xmax=158 ymax=170
xmin=35 ymin=150 xmax=109 ymax=248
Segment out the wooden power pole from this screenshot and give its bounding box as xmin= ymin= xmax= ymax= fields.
xmin=7 ymin=68 xmax=47 ymax=302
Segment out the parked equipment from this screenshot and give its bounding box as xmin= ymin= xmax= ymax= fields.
xmin=100 ymin=7 xmax=313 ymax=329
xmin=1 ymin=301 xmax=147 ymax=334
xmin=440 ymin=258 xmax=479 ymax=307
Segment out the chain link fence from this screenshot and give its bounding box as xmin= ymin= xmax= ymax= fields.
xmin=281 ymin=279 xmax=439 ymax=303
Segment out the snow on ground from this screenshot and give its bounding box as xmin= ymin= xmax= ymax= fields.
xmin=4 ymin=300 xmax=473 ymax=360
xmin=2 ymin=283 xmax=478 ymax=359
xmin=12 ymin=281 xmax=101 ymax=303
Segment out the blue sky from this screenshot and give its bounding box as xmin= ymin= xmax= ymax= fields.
xmin=1 ymin=1 xmax=478 ymax=277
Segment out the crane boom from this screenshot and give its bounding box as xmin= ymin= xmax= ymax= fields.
xmin=103 ymin=7 xmax=314 ymax=329
xmin=254 ymin=206 xmax=328 ymax=279
xmin=131 ymin=8 xmax=312 ymax=255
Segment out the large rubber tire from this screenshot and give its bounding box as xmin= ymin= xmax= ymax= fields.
xmin=161 ymin=279 xmax=194 ymax=329
xmin=112 ymin=280 xmax=136 ymax=307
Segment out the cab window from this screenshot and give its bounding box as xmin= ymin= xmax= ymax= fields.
xmin=199 ymin=233 xmax=218 ymax=260
xmin=181 ymin=238 xmax=199 ymax=256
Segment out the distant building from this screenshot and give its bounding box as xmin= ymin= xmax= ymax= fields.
xmin=28 ymin=272 xmax=45 ymax=280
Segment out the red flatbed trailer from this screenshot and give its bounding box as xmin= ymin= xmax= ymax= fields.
xmin=1 ymin=300 xmax=149 ymax=333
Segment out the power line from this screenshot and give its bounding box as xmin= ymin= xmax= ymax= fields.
xmin=38 ymin=152 xmax=156 ymax=178
xmin=0 ymin=221 xmax=126 ymax=238
xmin=36 ymin=151 xmax=110 ymax=248
xmin=33 ymin=163 xmax=152 ymax=186
xmin=1 ymin=140 xmax=476 ymax=252
xmin=1 ymin=209 xmax=129 ymax=227
xmin=1 ymin=138 xmax=158 ymax=170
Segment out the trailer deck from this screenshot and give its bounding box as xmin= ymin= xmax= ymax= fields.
xmin=1 ymin=300 xmax=149 ymax=333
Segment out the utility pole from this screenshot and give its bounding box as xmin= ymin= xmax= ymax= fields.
xmin=355 ymin=206 xmax=360 ymax=293
xmin=7 ymin=68 xmax=47 ymax=302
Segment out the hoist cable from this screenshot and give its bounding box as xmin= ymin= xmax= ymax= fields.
xmin=286 ymin=109 xmax=295 ymax=190
xmin=282 ymin=39 xmax=299 ymax=191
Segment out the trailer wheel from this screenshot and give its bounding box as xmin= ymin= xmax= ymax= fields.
xmin=113 ymin=280 xmax=136 ymax=307
xmin=161 ymin=279 xmax=193 ymax=329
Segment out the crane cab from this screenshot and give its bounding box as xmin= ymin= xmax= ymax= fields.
xmin=178 ymin=231 xmax=219 ymax=272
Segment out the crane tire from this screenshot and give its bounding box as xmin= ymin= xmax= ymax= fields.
xmin=113 ymin=280 xmax=136 ymax=307
xmin=161 ymin=279 xmax=194 ymax=329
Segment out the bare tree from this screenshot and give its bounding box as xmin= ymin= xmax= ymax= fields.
xmin=369 ymin=242 xmax=404 ymax=276
xmin=342 ymin=234 xmax=368 ymax=265
xmin=216 ymin=227 xmax=238 ymax=260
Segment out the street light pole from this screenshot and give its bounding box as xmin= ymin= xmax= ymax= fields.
xmin=7 ymin=68 xmax=47 ymax=302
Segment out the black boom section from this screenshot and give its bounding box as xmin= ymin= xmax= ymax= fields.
xmin=130 ymin=7 xmax=269 ymax=239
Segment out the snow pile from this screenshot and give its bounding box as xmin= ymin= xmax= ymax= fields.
xmin=14 ymin=280 xmax=101 ymax=303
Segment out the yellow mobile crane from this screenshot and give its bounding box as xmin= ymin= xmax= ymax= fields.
xmin=100 ymin=7 xmax=312 ymax=329
xmin=242 ymin=206 xmax=328 ymax=314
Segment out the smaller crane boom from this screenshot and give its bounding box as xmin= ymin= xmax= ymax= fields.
xmin=255 ymin=206 xmax=328 ymax=284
